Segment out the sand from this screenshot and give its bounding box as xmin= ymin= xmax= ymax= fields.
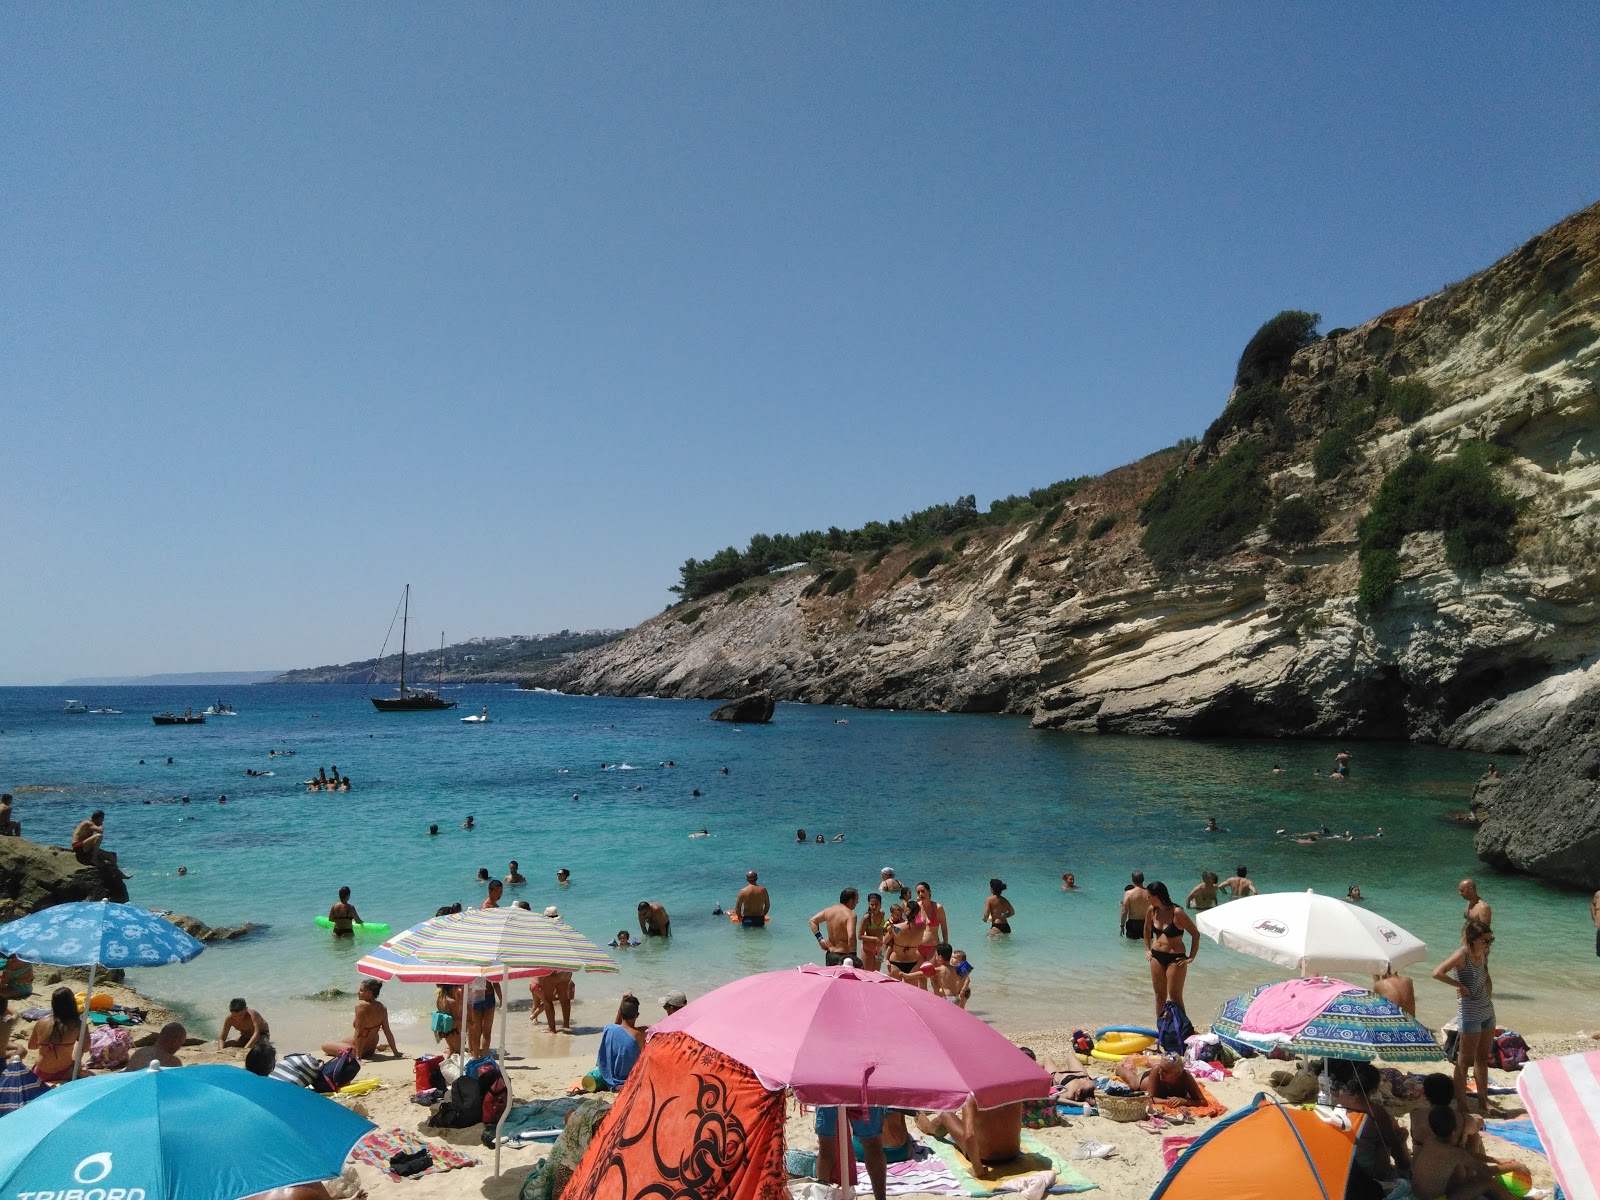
xmin=2 ymin=979 xmax=1568 ymax=1200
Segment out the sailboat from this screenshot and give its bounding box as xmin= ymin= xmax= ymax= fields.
xmin=370 ymin=585 xmax=458 ymax=712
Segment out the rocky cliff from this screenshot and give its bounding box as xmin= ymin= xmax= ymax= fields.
xmin=0 ymin=837 xmax=128 ymax=920
xmin=535 ymin=203 xmax=1600 ymax=755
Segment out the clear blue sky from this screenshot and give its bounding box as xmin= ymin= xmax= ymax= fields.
xmin=4 ymin=5 xmax=1597 ymax=683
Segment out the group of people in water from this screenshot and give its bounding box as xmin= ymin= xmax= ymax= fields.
xmin=305 ymin=766 xmax=350 ymax=793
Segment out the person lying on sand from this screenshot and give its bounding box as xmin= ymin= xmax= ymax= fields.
xmin=1115 ymin=1052 xmax=1206 ymax=1105
xmin=915 ymin=1098 xmax=1023 ymax=1180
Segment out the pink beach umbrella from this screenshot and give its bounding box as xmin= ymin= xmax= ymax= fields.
xmin=651 ymin=963 xmax=1050 ymax=1187
xmin=1517 ymin=1046 xmax=1600 ymax=1200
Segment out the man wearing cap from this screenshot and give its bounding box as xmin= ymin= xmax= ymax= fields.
xmin=735 ymin=870 xmax=770 ymax=928
xmin=661 ymin=990 xmax=687 ymax=1016
xmin=879 ymin=868 xmax=901 ymax=893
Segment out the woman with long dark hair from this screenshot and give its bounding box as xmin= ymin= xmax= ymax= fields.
xmin=29 ymin=986 xmax=84 ymax=1084
xmin=983 ymin=878 xmax=1015 ymax=936
xmin=1142 ymin=881 xmax=1199 ymax=1023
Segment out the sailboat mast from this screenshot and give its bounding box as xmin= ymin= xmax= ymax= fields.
xmin=399 ymin=584 xmax=409 ymax=695
xmin=439 ymin=632 xmax=446 ymax=691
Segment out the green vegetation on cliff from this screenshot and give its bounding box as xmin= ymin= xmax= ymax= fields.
xmin=1140 ymin=441 xmax=1270 ymax=570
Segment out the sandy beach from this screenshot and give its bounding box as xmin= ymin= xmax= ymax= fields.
xmin=4 ymin=973 xmax=1572 ymax=1200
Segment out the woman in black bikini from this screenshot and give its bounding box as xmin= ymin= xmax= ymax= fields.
xmin=1142 ymin=881 xmax=1199 ymax=1023
xmin=983 ymin=878 xmax=1015 ymax=936
xmin=885 ymin=902 xmax=928 ymax=988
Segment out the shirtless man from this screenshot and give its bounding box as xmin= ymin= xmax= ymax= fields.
xmin=219 ymin=997 xmax=270 ymax=1050
xmin=810 ymin=888 xmax=859 ymax=967
xmin=1373 ymin=968 xmax=1417 ymax=1016
xmin=914 ymin=882 xmax=949 ymax=944
xmin=327 ymin=886 xmax=361 ymax=938
xmin=1221 ymin=865 xmax=1257 ymax=899
xmin=0 ymin=793 xmax=18 ymax=836
xmin=915 ymin=1100 xmax=1023 ymax=1181
xmin=126 ymin=1021 xmax=187 ymax=1070
xmin=321 ymin=979 xmax=399 ymax=1059
xmin=484 ymin=879 xmax=504 ymax=909
xmin=734 ymin=871 xmax=770 ymax=928
xmin=505 ymin=860 xmax=526 ymax=885
xmin=1120 ymin=871 xmax=1150 ymax=939
xmin=71 ymin=810 xmax=130 ymax=877
xmin=1185 ymin=871 xmax=1220 ymax=912
xmin=1459 ymin=879 xmax=1492 ymax=926
xmin=637 ymin=900 xmax=671 ymax=938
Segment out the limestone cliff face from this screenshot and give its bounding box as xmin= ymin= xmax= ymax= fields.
xmin=540 ymin=203 xmax=1600 ymax=752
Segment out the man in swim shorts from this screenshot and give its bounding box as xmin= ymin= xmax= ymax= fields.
xmin=735 ymin=870 xmax=770 ymax=927
xmin=637 ymin=900 xmax=671 ymax=937
xmin=1459 ymin=878 xmax=1491 ymax=926
xmin=328 ymin=886 xmax=361 ymax=937
xmin=810 ymin=888 xmax=859 ymax=967
xmin=816 ymin=1105 xmax=887 ymax=1200
xmin=71 ymin=810 xmax=130 ymax=877
xmin=1120 ymin=872 xmax=1150 ymax=939
xmin=219 ymin=997 xmax=270 ymax=1051
xmin=1221 ymin=865 xmax=1257 ymax=899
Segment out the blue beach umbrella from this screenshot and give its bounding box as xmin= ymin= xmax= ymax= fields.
xmin=1212 ymin=980 xmax=1441 ymax=1062
xmin=0 ymin=1064 xmax=374 ymax=1200
xmin=0 ymin=902 xmax=204 ymax=1080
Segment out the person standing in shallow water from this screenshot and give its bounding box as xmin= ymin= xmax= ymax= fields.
xmin=327 ymin=886 xmax=360 ymax=938
xmin=1120 ymin=871 xmax=1150 ymax=939
xmin=1186 ymin=871 xmax=1220 ymax=912
xmin=1142 ymin=881 xmax=1199 ymax=1023
xmin=983 ymin=879 xmax=1014 ymax=935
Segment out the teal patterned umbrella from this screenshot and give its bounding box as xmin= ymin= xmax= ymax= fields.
xmin=1213 ymin=980 xmax=1441 ymax=1062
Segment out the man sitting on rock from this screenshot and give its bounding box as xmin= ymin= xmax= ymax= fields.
xmin=0 ymin=793 xmax=19 ymax=836
xmin=71 ymin=810 xmax=131 ymax=878
xmin=126 ymin=1022 xmax=188 ymax=1071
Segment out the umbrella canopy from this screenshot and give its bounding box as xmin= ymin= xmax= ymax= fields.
xmin=357 ymin=936 xmax=548 ymax=985
xmin=649 ymin=963 xmax=1051 ymax=1111
xmin=1212 ymin=980 xmax=1441 ymax=1062
xmin=1516 ymin=1046 xmax=1600 ymax=1200
xmin=0 ymin=902 xmax=204 ymax=969
xmin=0 ymin=1064 xmax=373 ymax=1200
xmin=0 ymin=1059 xmax=48 ymax=1115
xmin=1149 ymin=1092 xmax=1359 ymax=1200
xmin=389 ymin=907 xmax=618 ymax=974
xmin=1194 ymin=890 xmax=1426 ymax=976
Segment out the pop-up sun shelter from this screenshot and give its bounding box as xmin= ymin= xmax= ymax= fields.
xmin=1149 ymin=1092 xmax=1361 ymax=1200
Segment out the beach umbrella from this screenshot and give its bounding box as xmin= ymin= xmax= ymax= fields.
xmin=356 ymin=936 xmax=548 ymax=985
xmin=650 ymin=963 xmax=1051 ymax=1189
xmin=0 ymin=1059 xmax=48 ymax=1114
xmin=0 ymin=1063 xmax=373 ymax=1200
xmin=378 ymin=906 xmax=617 ymax=1174
xmin=1194 ymin=890 xmax=1426 ymax=976
xmin=1211 ymin=979 xmax=1441 ymax=1063
xmin=1148 ymin=1092 xmax=1360 ymax=1200
xmin=0 ymin=902 xmax=203 ymax=1081
xmin=1516 ymin=1046 xmax=1600 ymax=1200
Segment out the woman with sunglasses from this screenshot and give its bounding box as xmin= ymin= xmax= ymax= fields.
xmin=1432 ymin=919 xmax=1495 ymax=1113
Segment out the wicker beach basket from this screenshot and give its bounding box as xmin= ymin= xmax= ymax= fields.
xmin=1096 ymin=1093 xmax=1149 ymax=1123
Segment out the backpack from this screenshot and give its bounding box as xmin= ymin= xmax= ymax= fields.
xmin=1158 ymin=1001 xmax=1195 ymax=1053
xmin=476 ymin=1060 xmax=507 ymax=1126
xmin=432 ymin=1071 xmax=486 ymax=1128
xmin=88 ymin=1025 xmax=132 ymax=1070
xmin=314 ymin=1050 xmax=360 ymax=1094
xmin=1492 ymin=1031 xmax=1529 ymax=1070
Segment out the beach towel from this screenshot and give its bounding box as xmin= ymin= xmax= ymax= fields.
xmin=1160 ymin=1136 xmax=1199 ymax=1171
xmin=350 ymin=1128 xmax=477 ymax=1180
xmin=494 ymin=1097 xmax=586 ymax=1145
xmin=520 ymin=1097 xmax=612 ymax=1200
xmin=921 ymin=1131 xmax=1097 ymax=1195
xmin=563 ymin=1031 xmax=788 ymax=1200
xmin=852 ymin=1151 xmax=966 ymax=1197
xmin=1149 ymin=1083 xmax=1228 ymax=1119
xmin=1240 ymin=978 xmax=1359 ymax=1041
xmin=1485 ymin=1119 xmax=1547 ymax=1156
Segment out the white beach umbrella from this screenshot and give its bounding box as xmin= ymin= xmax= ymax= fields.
xmin=1195 ymin=890 xmax=1426 ymax=977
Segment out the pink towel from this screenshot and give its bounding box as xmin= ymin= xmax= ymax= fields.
xmin=1239 ymin=977 xmax=1360 ymax=1039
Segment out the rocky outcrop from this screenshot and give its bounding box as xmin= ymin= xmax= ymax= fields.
xmin=534 ymin=202 xmax=1600 ymax=759
xmin=164 ymin=913 xmax=259 ymax=942
xmin=709 ymin=691 xmax=776 ymax=723
xmin=0 ymin=837 xmax=128 ymax=920
xmin=1475 ymin=685 xmax=1600 ymax=888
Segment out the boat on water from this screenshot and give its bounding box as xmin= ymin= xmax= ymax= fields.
xmin=461 ymin=706 xmax=492 ymax=724
xmin=153 ymin=710 xmax=206 ymax=725
xmin=371 ymin=585 xmax=458 ymax=712
xmin=203 ymin=700 xmax=239 ymax=715
xmin=63 ymin=699 xmax=88 ymax=713
xmin=89 ymin=708 xmax=122 ymax=715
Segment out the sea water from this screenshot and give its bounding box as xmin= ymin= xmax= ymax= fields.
xmin=2 ymin=684 xmax=1593 ymax=1055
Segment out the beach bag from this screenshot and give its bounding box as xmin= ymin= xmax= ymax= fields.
xmin=88 ymin=1025 xmax=132 ymax=1069
xmin=1492 ymin=1031 xmax=1528 ymax=1070
xmin=414 ymin=1054 xmax=444 ymax=1093
xmin=433 ymin=1071 xmax=486 ymax=1128
xmin=474 ymin=1060 xmax=508 ymax=1126
xmin=1158 ymin=1000 xmax=1194 ymax=1053
xmin=315 ymin=1050 xmax=361 ymax=1094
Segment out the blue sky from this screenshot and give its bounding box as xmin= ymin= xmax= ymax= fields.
xmin=3 ymin=4 xmax=1597 ymax=683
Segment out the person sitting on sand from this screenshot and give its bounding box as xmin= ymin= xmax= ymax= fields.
xmin=320 ymin=979 xmax=399 ymax=1060
xmin=327 ymin=886 xmax=361 ymax=938
xmin=71 ymin=810 xmax=130 ymax=878
xmin=1335 ymin=1065 xmax=1410 ymax=1197
xmin=1115 ymin=1053 xmax=1206 ymax=1105
xmin=1373 ymin=967 xmax=1417 ymax=1016
xmin=29 ymin=987 xmax=85 ymax=1085
xmin=219 ymin=997 xmax=270 ymax=1051
xmin=1 ymin=952 xmax=35 ymax=1021
xmin=637 ymin=900 xmax=671 ymax=938
xmin=593 ymin=995 xmax=645 ymax=1088
xmin=243 ymin=1042 xmax=277 ymax=1077
xmin=1409 ymin=1104 xmax=1521 ymax=1200
xmin=126 ymin=1021 xmax=188 ymax=1071
xmin=915 ymin=1098 xmax=1023 ymax=1180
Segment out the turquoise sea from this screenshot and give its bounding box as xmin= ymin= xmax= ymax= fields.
xmin=2 ymin=685 xmax=1594 ymax=1056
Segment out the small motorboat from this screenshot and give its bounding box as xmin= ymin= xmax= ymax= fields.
xmin=63 ymin=699 xmax=88 ymax=713
xmin=203 ymin=701 xmax=238 ymax=715
xmin=461 ymin=706 xmax=492 ymax=724
xmin=152 ymin=711 xmax=206 ymax=726
xmin=89 ymin=708 xmax=122 ymax=715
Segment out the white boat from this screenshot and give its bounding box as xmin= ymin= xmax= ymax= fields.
xmin=203 ymin=701 xmax=239 ymax=715
xmin=89 ymin=708 xmax=122 ymax=715
xmin=63 ymin=699 xmax=87 ymax=713
xmin=461 ymin=706 xmax=492 ymax=724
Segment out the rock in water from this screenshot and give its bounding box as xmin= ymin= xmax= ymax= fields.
xmin=1476 ymin=686 xmax=1600 ymax=889
xmin=164 ymin=912 xmax=258 ymax=942
xmin=709 ymin=691 xmax=775 ymax=723
xmin=0 ymin=837 xmax=129 ymax=918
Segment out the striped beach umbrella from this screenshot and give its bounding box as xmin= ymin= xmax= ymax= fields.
xmin=356 ymin=937 xmax=549 ymax=985
xmin=377 ymin=907 xmax=615 ymax=1175
xmin=1212 ymin=980 xmax=1441 ymax=1062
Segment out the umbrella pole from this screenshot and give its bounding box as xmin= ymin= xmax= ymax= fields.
xmin=835 ymin=1104 xmax=851 ymax=1193
xmin=494 ymin=965 xmax=511 ymax=1176
xmin=71 ymin=962 xmax=95 ymax=1082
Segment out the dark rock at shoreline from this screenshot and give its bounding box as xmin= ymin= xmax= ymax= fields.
xmin=1476 ymin=687 xmax=1600 ymax=889
xmin=305 ymin=987 xmax=353 ymax=1001
xmin=0 ymin=837 xmax=128 ymax=919
xmin=165 ymin=913 xmax=259 ymax=942
xmin=709 ymin=691 xmax=775 ymax=724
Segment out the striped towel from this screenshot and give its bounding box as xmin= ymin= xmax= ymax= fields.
xmin=853 ymin=1155 xmax=966 ymax=1197
xmin=350 ymin=1128 xmax=478 ymax=1180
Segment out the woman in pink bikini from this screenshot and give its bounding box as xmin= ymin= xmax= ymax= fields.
xmin=29 ymin=987 xmax=85 ymax=1085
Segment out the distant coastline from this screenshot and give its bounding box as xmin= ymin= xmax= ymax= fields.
xmin=56 ymin=670 xmax=284 ymax=687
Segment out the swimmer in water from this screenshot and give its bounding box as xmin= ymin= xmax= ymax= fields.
xmin=557 ymin=868 xmax=571 ymax=885
xmin=611 ymin=930 xmax=633 ymax=948
xmin=1271 ymin=763 xmax=1284 ymax=774
xmin=462 ymin=815 xmax=475 ymax=829
xmin=815 ymin=834 xmax=825 ymax=844
xmin=177 ymin=866 xmax=188 ymax=876
xmin=689 ymin=829 xmax=709 ymax=838
xmin=1347 ymin=885 xmax=1364 ymax=901
xmin=505 ymin=860 xmax=526 ymax=885
xmin=429 ymin=824 xmax=439 ymax=835
xmin=476 ymin=868 xmax=491 ymax=884
xmin=1061 ymin=873 xmax=1077 ymax=890
xmin=796 ymin=828 xmax=806 ymax=843
xmin=1331 ymin=750 xmax=1352 ymax=780
xmin=1205 ymin=817 xmax=1224 ymax=832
